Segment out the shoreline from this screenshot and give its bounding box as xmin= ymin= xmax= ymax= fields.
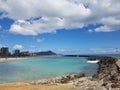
xmin=0 ymin=56 xmax=120 ymax=90
xmin=0 ymin=55 xmax=61 ymax=62
xmin=0 ymin=57 xmax=28 ymax=61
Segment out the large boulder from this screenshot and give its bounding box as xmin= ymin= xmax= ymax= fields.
xmin=92 ymin=56 xmax=120 ymax=90
xmin=29 ymin=73 xmax=85 ymax=85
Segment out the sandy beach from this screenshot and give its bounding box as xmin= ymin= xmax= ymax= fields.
xmin=0 ymin=57 xmax=28 ymax=62
xmin=0 ymin=82 xmax=81 ymax=90
xmin=0 ymin=55 xmax=62 ymax=62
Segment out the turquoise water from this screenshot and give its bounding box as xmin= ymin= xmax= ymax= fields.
xmin=0 ymin=57 xmax=98 ymax=83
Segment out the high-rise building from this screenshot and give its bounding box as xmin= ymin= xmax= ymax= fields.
xmin=14 ymin=49 xmax=20 ymax=56
xmin=0 ymin=47 xmax=9 ymax=57
xmin=20 ymin=51 xmax=30 ymax=56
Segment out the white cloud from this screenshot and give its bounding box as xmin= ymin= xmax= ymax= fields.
xmin=0 ymin=0 xmax=120 ymax=35
xmin=88 ymin=29 xmax=93 ymax=33
xmin=95 ymin=25 xmax=111 ymax=32
xmin=29 ymin=45 xmax=36 ymax=48
xmin=36 ymin=38 xmax=45 ymax=43
xmin=9 ymin=17 xmax=65 ymax=35
xmin=0 ymin=44 xmax=2 ymax=48
xmin=0 ymin=44 xmax=6 ymax=48
xmin=95 ymin=17 xmax=120 ymax=32
xmin=89 ymin=48 xmax=118 ymax=54
xmin=13 ymin=44 xmax=24 ymax=50
xmin=0 ymin=25 xmax=2 ymax=29
xmin=0 ymin=0 xmax=91 ymax=19
xmin=54 ymin=48 xmax=119 ymax=54
xmin=55 ymin=49 xmax=83 ymax=54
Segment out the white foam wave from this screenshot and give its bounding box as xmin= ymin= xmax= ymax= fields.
xmin=87 ymin=60 xmax=99 ymax=63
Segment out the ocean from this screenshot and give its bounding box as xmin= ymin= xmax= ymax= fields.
xmin=0 ymin=57 xmax=98 ymax=83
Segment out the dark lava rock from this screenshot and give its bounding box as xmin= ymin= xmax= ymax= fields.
xmin=92 ymin=56 xmax=120 ymax=87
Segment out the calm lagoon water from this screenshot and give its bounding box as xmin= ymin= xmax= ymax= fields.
xmin=0 ymin=57 xmax=98 ymax=83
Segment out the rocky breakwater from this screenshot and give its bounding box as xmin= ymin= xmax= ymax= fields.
xmin=92 ymin=56 xmax=120 ymax=89
xmin=71 ymin=56 xmax=120 ymax=90
xmin=29 ymin=73 xmax=85 ymax=85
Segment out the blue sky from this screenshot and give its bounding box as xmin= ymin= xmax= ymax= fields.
xmin=0 ymin=0 xmax=120 ymax=54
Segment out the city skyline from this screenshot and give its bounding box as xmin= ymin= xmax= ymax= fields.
xmin=0 ymin=0 xmax=120 ymax=54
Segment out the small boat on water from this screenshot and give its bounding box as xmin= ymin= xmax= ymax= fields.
xmin=87 ymin=60 xmax=99 ymax=63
